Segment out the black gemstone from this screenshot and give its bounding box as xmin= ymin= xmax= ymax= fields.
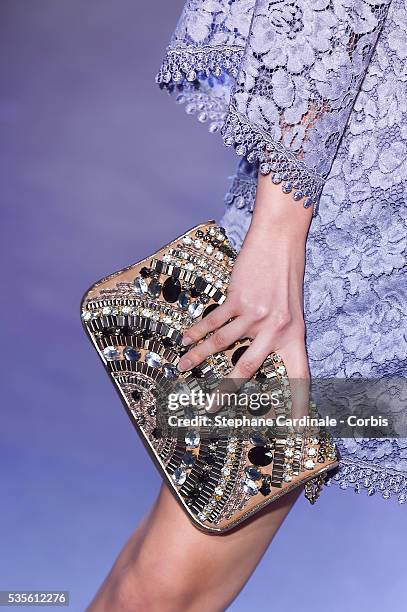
xmin=255 ymin=371 xmax=267 ymax=381
xmin=191 ymin=367 xmax=204 ymax=379
xmin=131 ymin=390 xmax=142 ymax=402
xmin=259 ymin=475 xmax=271 ymax=496
xmin=197 ymin=472 xmax=210 ymax=484
xmin=151 ymin=427 xmax=162 ymax=439
xmin=103 ymin=327 xmax=119 ymax=337
xmin=204 ymin=454 xmax=216 ymax=466
xmin=248 ymin=399 xmax=272 ymax=417
xmin=190 ymin=287 xmax=201 ymax=298
xmin=231 ymin=345 xmax=248 ymax=366
xmin=187 ymin=485 xmax=203 ymax=501
xmin=162 ymin=277 xmax=181 ymax=303
xmin=202 ymin=303 xmax=219 ymax=318
xmin=248 ymin=446 xmax=273 ymax=467
xmin=120 ymin=326 xmax=134 ymax=336
xmin=140 ymin=267 xmax=151 ymax=278
xmin=196 ymin=230 xmax=204 ymax=237
xmin=155 ymin=260 xmax=164 ymax=274
xmin=162 ymin=337 xmax=174 ymax=348
xmin=142 ymin=330 xmax=152 ymax=340
xmin=194 ymin=276 xmax=207 ymax=293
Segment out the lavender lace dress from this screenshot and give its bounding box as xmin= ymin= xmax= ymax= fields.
xmin=156 ymin=0 xmax=407 ymax=503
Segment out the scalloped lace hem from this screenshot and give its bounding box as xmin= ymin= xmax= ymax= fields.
xmin=224 ymin=169 xmax=257 ymax=213
xmin=222 ymin=109 xmax=324 ymax=213
xmin=326 ymin=458 xmax=407 ymax=505
xmin=156 ymin=43 xmax=244 ymax=85
xmin=156 ymin=45 xmax=324 ymax=213
xmin=156 ymin=44 xmax=241 ymax=135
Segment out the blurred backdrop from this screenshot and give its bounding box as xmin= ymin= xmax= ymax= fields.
xmin=1 ymin=1 xmax=406 ymax=610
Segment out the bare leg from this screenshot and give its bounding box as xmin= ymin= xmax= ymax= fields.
xmin=87 ymin=482 xmax=300 ymax=611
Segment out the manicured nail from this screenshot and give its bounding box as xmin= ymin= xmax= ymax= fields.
xmin=182 ymin=336 xmax=193 ymax=346
xmin=177 ymin=357 xmax=192 ymax=372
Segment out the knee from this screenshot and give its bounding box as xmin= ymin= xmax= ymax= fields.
xmin=110 ymin=563 xmax=203 ymax=612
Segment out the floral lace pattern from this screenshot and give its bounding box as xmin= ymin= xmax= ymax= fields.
xmin=165 ymin=0 xmax=255 ymax=49
xmin=158 ymin=0 xmax=392 ymax=209
xmin=158 ymin=0 xmax=407 ymax=502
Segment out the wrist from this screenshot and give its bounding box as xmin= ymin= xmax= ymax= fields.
xmin=251 ymin=174 xmax=313 ymax=241
xmin=250 ymin=213 xmax=309 ymax=244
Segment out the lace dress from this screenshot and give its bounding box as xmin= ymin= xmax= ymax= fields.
xmin=156 ymin=0 xmax=407 ymax=503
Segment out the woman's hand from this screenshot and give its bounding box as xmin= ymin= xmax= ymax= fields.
xmin=177 ymin=174 xmax=313 ymax=414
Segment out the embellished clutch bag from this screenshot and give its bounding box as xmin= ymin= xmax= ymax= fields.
xmin=80 ymin=220 xmax=338 ymax=533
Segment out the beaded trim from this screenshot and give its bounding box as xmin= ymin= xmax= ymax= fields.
xmin=222 ymin=109 xmax=324 ymax=213
xmin=156 ymin=45 xmax=324 ymax=212
xmin=224 ymin=172 xmax=257 ymax=213
xmin=174 ymin=86 xmax=229 ymax=134
xmin=327 ymin=458 xmax=407 ymax=505
xmin=156 ymin=45 xmax=240 ymax=134
xmin=156 ymin=44 xmax=244 ymax=86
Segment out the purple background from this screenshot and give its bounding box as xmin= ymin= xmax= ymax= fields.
xmin=1 ymin=1 xmax=405 ymax=610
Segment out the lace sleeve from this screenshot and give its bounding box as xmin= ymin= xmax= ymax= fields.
xmin=222 ymin=0 xmax=392 ymax=210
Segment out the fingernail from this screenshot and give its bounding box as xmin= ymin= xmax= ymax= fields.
xmin=177 ymin=357 xmax=192 ymax=372
xmin=182 ymin=336 xmax=193 ymax=346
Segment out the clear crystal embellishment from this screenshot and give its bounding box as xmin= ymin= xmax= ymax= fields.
xmin=172 ymin=467 xmax=187 ymax=486
xmin=188 ymin=301 xmax=204 ymax=318
xmin=163 ymin=363 xmax=178 ymax=379
xmin=185 ymin=430 xmax=200 ymax=448
xmin=243 ymin=479 xmax=258 ymax=496
xmin=145 ymin=351 xmax=162 ymax=368
xmin=133 ymin=276 xmax=148 ymax=294
xmin=103 ymin=346 xmax=120 ymax=361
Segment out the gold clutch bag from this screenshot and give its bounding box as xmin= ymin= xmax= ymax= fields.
xmin=80 ymin=220 xmax=338 ymax=533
